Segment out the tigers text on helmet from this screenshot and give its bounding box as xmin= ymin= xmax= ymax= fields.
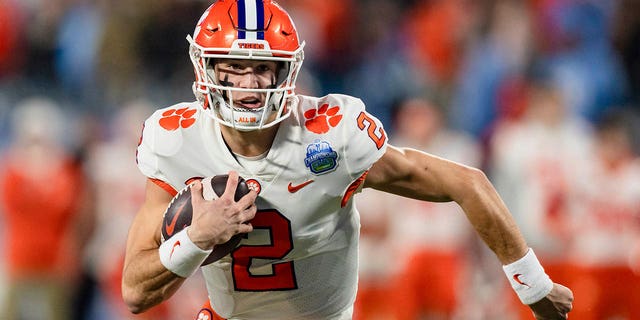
xmin=188 ymin=0 xmax=305 ymax=131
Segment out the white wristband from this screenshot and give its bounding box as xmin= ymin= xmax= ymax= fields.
xmin=502 ymin=248 xmax=553 ymax=305
xmin=159 ymin=227 xmax=212 ymax=278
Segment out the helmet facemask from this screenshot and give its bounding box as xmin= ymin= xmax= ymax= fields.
xmin=188 ymin=36 xmax=304 ymax=131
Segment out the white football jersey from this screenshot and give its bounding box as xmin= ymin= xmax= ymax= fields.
xmin=137 ymin=94 xmax=388 ymax=319
xmin=569 ymin=157 xmax=640 ymax=266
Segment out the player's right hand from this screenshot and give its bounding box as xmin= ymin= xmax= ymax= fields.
xmin=528 ymin=283 xmax=573 ymax=320
xmin=187 ymin=171 xmax=258 ymax=250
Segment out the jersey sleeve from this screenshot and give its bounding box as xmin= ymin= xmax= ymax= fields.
xmin=135 ymin=105 xmax=188 ymax=189
xmin=336 ymin=95 xmax=388 ymax=178
xmin=136 ymin=111 xmax=165 ymax=181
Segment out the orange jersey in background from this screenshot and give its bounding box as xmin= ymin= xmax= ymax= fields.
xmin=0 ymin=158 xmax=85 ymax=278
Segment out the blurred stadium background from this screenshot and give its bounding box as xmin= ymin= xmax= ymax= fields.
xmin=0 ymin=0 xmax=639 ymax=319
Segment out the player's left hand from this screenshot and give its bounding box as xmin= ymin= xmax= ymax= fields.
xmin=528 ymin=283 xmax=573 ymax=320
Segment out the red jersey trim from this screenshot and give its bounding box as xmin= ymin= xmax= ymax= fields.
xmin=150 ymin=178 xmax=178 ymax=197
xmin=341 ymin=171 xmax=369 ymax=208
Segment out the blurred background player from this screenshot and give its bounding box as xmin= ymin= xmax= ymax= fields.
xmin=564 ymin=109 xmax=640 ymax=320
xmin=355 ymin=95 xmax=484 ymax=320
xmin=0 ymin=97 xmax=93 ymax=320
xmin=79 ymin=99 xmax=168 ymax=320
xmin=79 ymin=99 xmax=210 ymax=320
xmin=385 ymin=96 xmax=482 ymax=320
xmin=488 ymin=75 xmax=592 ymax=319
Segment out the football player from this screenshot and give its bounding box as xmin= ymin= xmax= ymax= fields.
xmin=122 ymin=1 xmax=573 ymax=319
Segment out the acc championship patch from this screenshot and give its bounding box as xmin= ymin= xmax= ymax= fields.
xmin=304 ymin=140 xmax=339 ymax=175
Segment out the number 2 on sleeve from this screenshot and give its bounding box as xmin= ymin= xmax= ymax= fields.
xmin=357 ymin=112 xmax=386 ymax=149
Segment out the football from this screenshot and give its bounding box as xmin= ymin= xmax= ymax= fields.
xmin=161 ymin=174 xmax=251 ymax=265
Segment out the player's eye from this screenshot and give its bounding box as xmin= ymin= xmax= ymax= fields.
xmin=255 ymin=64 xmax=273 ymax=73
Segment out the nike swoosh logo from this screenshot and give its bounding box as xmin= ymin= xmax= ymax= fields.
xmin=513 ymin=273 xmax=531 ymax=288
xmin=170 ymin=240 xmax=181 ymax=259
xmin=165 ymin=200 xmax=188 ymax=235
xmin=287 ymin=180 xmax=314 ymax=193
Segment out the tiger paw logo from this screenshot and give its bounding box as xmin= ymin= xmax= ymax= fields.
xmin=159 ymin=107 xmax=197 ymax=131
xmin=304 ymin=104 xmax=343 ymax=134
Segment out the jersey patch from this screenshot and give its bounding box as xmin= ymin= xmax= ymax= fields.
xmin=304 ymin=140 xmax=339 ymax=175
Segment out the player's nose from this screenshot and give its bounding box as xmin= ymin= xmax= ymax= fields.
xmin=237 ymin=70 xmax=259 ymax=89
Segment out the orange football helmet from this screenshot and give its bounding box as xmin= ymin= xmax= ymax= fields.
xmin=187 ymin=0 xmax=305 ymax=130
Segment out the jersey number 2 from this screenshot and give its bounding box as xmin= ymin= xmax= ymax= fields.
xmin=231 ymin=209 xmax=297 ymax=291
xmin=357 ymin=112 xmax=386 ymax=149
